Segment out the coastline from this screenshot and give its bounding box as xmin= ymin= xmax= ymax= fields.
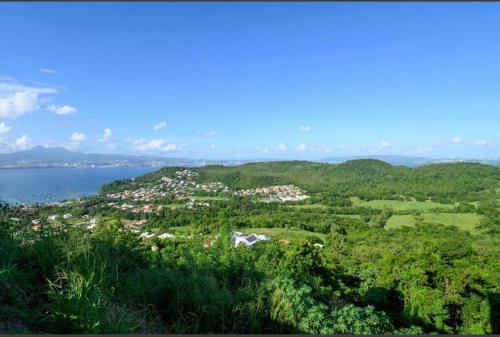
xmin=0 ymin=166 xmax=159 ymax=205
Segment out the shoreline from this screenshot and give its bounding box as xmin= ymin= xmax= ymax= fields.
xmin=0 ymin=166 xmax=159 ymax=206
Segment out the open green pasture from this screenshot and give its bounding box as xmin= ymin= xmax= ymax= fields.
xmin=386 ymin=212 xmax=484 ymax=233
xmin=357 ymin=199 xmax=455 ymax=211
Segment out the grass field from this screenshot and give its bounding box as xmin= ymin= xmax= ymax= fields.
xmin=357 ymin=199 xmax=455 ymax=211
xmin=167 ymin=225 xmax=197 ymax=235
xmin=385 ymin=215 xmax=417 ymax=229
xmin=386 ymin=213 xmax=484 ymax=233
xmin=241 ymin=227 xmax=326 ymax=242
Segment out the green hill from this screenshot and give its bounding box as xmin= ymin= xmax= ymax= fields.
xmin=101 ymin=160 xmax=500 ymax=203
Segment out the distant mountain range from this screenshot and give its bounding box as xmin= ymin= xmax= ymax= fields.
xmin=0 ymin=146 xmax=498 ymax=169
xmin=0 ymin=146 xmax=240 ymax=168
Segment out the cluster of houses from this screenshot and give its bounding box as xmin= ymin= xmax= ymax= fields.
xmin=105 ymin=170 xmax=309 ymax=207
xmin=107 ymin=203 xmax=165 ymax=214
xmin=236 ymin=185 xmax=309 ymax=202
xmin=175 ymin=169 xmax=199 ymax=180
xmin=106 ymin=186 xmax=178 ymax=203
xmin=193 ymin=182 xmax=231 ymax=194
xmin=106 ymin=170 xmax=230 ymax=204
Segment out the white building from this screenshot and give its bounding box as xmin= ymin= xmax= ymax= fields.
xmin=233 ymin=232 xmax=271 ymax=247
xmin=63 ymin=214 xmax=72 ymax=219
xmin=158 ymin=232 xmax=175 ymax=239
xmin=139 ymin=232 xmax=155 ymax=239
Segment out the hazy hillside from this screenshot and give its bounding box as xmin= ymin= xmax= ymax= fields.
xmin=0 ymin=146 xmax=164 ymax=167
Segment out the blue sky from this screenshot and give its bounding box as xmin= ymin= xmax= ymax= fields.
xmin=0 ymin=3 xmax=499 ymax=159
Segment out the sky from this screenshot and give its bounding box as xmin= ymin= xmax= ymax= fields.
xmin=0 ymin=3 xmax=499 ymax=160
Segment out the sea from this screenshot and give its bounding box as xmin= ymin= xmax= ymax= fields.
xmin=0 ymin=166 xmax=158 ymax=205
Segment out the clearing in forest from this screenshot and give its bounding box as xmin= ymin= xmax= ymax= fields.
xmin=386 ymin=213 xmax=484 ymax=233
xmin=357 ymin=199 xmax=455 ymax=211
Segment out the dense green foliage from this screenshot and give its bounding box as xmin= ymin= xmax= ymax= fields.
xmin=1 ymin=211 xmax=499 ymax=334
xmin=2 ymin=159 xmax=500 ymax=334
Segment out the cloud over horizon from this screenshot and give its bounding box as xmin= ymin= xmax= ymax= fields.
xmin=13 ymin=134 xmax=32 ymax=151
xmin=48 ymin=104 xmax=78 ymax=115
xmin=132 ymin=138 xmax=180 ymax=153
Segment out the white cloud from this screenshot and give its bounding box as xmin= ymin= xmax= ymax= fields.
xmin=0 ymin=122 xmax=12 ymax=135
xmin=297 ymin=143 xmax=308 ymax=152
xmin=451 ymin=136 xmax=462 ymax=144
xmin=39 ymin=68 xmax=59 ymax=74
xmin=472 ymin=139 xmax=489 ymax=147
xmin=14 ymin=134 xmax=32 ymax=150
xmin=0 ymin=82 xmax=59 ymax=119
xmin=0 ymin=82 xmax=57 ymax=94
xmin=0 ymin=91 xmax=39 ymax=118
xmin=132 ymin=139 xmax=180 ymax=153
xmin=163 ymin=143 xmax=179 ymax=152
xmin=68 ymin=132 xmax=86 ymax=148
xmin=47 ymin=104 xmax=78 ymax=115
xmin=70 ymin=132 xmax=86 ymax=142
xmin=209 ymin=144 xmax=216 ymax=149
xmin=99 ymin=128 xmax=112 ymax=142
xmin=381 ymin=140 xmax=392 ymax=148
xmin=153 ymin=121 xmax=167 ymax=130
xmin=202 ymin=130 xmax=218 ymax=137
xmin=300 ymin=125 xmax=312 ymax=133
xmin=276 ymin=143 xmax=288 ymax=152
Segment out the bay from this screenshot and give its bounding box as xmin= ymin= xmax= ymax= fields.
xmin=0 ymin=166 xmax=158 ymax=204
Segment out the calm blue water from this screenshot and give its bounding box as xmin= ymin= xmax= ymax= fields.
xmin=0 ymin=167 xmax=158 ymax=204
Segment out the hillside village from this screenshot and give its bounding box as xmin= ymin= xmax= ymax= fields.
xmin=237 ymin=184 xmax=309 ymax=202
xmin=20 ymin=169 xmax=311 ymax=246
xmin=105 ymin=169 xmax=309 ymax=206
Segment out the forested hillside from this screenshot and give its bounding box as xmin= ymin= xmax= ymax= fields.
xmin=102 ymin=160 xmax=500 ymax=203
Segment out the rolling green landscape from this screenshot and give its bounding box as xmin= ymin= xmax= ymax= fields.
xmin=1 ymin=159 xmax=499 ymax=334
xmin=4 ymin=2 xmax=500 ymax=335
